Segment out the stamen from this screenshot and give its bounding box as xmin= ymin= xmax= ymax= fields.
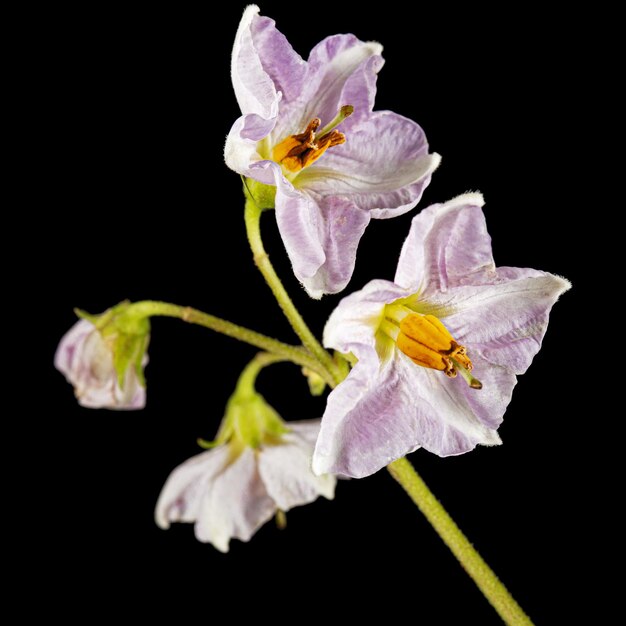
xmin=272 ymin=105 xmax=354 ymax=173
xmin=452 ymin=358 xmax=483 ymax=389
xmin=272 ymin=118 xmax=321 ymax=164
xmin=383 ymin=309 xmax=482 ymax=391
xmin=318 ymin=105 xmax=354 ymax=137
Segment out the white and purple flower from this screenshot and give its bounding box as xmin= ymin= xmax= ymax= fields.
xmin=156 ymin=419 xmax=335 ymax=552
xmin=312 ymin=193 xmax=570 ymax=478
xmin=225 ymin=5 xmax=440 ymax=298
xmin=54 ymin=318 xmax=148 ymax=410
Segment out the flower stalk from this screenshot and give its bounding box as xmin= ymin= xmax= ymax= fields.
xmin=243 ymin=196 xmax=343 ymax=386
xmin=125 ymin=300 xmax=335 ymax=386
xmin=388 ymin=457 xmax=534 ymax=625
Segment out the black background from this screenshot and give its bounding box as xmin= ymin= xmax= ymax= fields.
xmin=34 ymin=2 xmax=597 ymax=623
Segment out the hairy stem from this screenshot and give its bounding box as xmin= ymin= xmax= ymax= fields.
xmin=234 ymin=352 xmax=286 ymax=396
xmin=243 ymin=196 xmax=343 ymax=386
xmin=388 ymin=457 xmax=534 ymax=625
xmin=127 ymin=300 xmax=334 ymax=386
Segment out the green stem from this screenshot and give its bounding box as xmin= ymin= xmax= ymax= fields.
xmin=387 ymin=457 xmax=533 ymax=626
xmin=234 ymin=352 xmax=285 ymax=397
xmin=243 ymin=196 xmax=343 ymax=386
xmin=127 ymin=300 xmax=334 ymax=386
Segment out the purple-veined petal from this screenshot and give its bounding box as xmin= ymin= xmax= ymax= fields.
xmin=154 ymin=446 xmax=231 ymax=530
xmin=394 ymin=193 xmax=492 ymax=292
xmin=439 ymin=268 xmax=571 ymax=375
xmin=249 ymin=12 xmax=306 ymax=104
xmin=266 ymin=162 xmax=326 ymax=280
xmin=323 ymin=279 xmax=410 ymax=353
xmin=249 ymin=160 xmax=380 ymax=298
xmin=224 ymin=116 xmax=278 ymax=179
xmin=271 ymin=34 xmax=384 ymax=143
xmin=231 ymin=5 xmax=280 ymax=120
xmin=195 ymin=448 xmax=276 ymax=552
xmin=258 ymin=436 xmax=335 ymax=510
xmin=54 ymin=319 xmax=93 ymax=377
xmin=297 ymin=35 xmax=383 ymax=130
xmin=297 ymin=195 xmax=372 ymax=298
xmin=313 ymin=350 xmax=500 ymax=478
xmin=297 ymin=112 xmax=440 ymax=217
xmin=454 ymin=352 xmax=518 ymax=431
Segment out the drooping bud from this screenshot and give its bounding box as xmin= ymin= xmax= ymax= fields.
xmin=55 ymin=301 xmax=150 ymax=409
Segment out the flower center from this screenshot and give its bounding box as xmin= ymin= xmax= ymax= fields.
xmin=380 ymin=305 xmax=482 ymax=389
xmin=272 ymin=105 xmax=354 ymax=173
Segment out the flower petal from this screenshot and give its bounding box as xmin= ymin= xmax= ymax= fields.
xmin=323 ymin=279 xmax=409 ymax=352
xmin=258 ymin=437 xmax=335 ymax=510
xmin=313 ymin=350 xmax=500 ymax=478
xmin=195 ymin=448 xmax=276 ymax=552
xmin=114 ymin=367 xmax=146 ymax=409
xmin=286 ymin=420 xmax=324 ymax=448
xmin=54 ymin=319 xmax=146 ymax=410
xmin=224 ymin=116 xmax=278 ymax=178
xmin=258 ymin=161 xmax=385 ymax=298
xmin=455 ymin=352 xmax=518 ymax=430
xmin=394 ymin=193 xmax=491 ymax=292
xmin=439 ymin=268 xmax=571 ymax=375
xmin=54 ymin=319 xmax=91 ymax=371
xmin=230 ymin=5 xmax=280 ymax=120
xmin=154 ymin=446 xmax=231 ymax=530
xmin=297 ymin=112 xmax=440 ymax=217
xmin=297 ymin=196 xmax=372 ymax=298
xmin=271 ymin=164 xmax=326 ymax=280
xmin=274 ymin=34 xmax=383 ymax=140
xmin=248 ymin=12 xmax=306 ymax=104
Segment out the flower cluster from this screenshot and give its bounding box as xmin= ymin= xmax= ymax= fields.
xmin=54 ymin=5 xmax=569 ymax=554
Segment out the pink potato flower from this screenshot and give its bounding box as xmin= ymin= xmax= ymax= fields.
xmin=225 ymin=5 xmax=440 ymax=298
xmin=312 ymin=193 xmax=571 ymax=478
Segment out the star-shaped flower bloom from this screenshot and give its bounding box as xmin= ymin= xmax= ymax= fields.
xmin=225 ymin=5 xmax=440 ymax=298
xmin=312 ymin=193 xmax=570 ymax=478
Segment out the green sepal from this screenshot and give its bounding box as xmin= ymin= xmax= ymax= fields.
xmin=112 ymin=330 xmax=148 ymax=389
xmin=302 ymin=367 xmax=327 ymax=396
xmin=243 ymin=176 xmax=276 ymax=210
xmin=334 ymin=350 xmax=354 ymax=376
xmin=217 ymin=392 xmax=289 ymax=450
xmin=74 ymin=301 xmax=151 ymax=389
xmin=197 ymin=438 xmax=221 ymax=450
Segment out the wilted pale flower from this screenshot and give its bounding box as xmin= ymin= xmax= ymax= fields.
xmin=312 ymin=193 xmax=570 ymax=478
xmin=225 ymin=5 xmax=440 ymax=298
xmin=156 ymin=389 xmax=335 ymax=552
xmin=54 ymin=305 xmax=149 ymax=410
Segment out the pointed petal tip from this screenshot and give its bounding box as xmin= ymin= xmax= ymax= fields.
xmin=311 ymin=453 xmax=330 ymax=477
xmin=451 ymin=191 xmax=486 ymax=209
xmin=195 ymin=522 xmax=231 ymax=552
xmin=430 ymin=151 xmax=443 ymax=173
xmin=484 ymin=429 xmax=503 ymax=447
xmin=302 ymin=283 xmax=325 ymax=300
xmin=154 ymin=513 xmax=170 ymax=531
xmin=243 ymin=4 xmax=260 ymax=17
xmin=554 ymin=274 xmax=573 ymax=295
xmin=365 ymin=40 xmax=384 ymax=56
